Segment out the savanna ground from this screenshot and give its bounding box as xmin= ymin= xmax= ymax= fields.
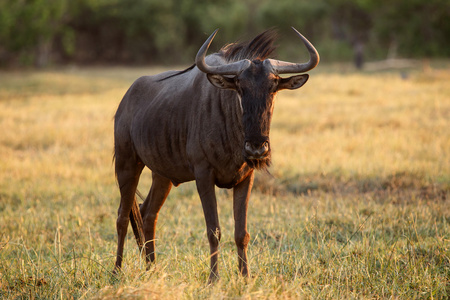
xmin=0 ymin=62 xmax=449 ymax=299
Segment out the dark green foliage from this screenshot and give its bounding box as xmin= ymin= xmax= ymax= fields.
xmin=0 ymin=0 xmax=449 ymax=67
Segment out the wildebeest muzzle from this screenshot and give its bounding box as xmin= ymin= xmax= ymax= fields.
xmin=244 ymin=139 xmax=270 ymax=160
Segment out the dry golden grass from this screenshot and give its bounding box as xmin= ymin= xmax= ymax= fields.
xmin=0 ymin=65 xmax=449 ymax=299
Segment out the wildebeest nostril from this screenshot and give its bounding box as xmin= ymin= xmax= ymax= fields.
xmin=245 ymin=142 xmax=252 ymax=153
xmin=257 ymin=142 xmax=269 ymax=156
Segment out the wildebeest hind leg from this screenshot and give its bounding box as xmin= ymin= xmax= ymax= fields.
xmin=140 ymin=173 xmax=173 ymax=266
xmin=114 ymin=156 xmax=144 ymax=273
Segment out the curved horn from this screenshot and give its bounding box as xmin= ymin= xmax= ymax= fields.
xmin=195 ymin=29 xmax=251 ymax=75
xmin=267 ymin=27 xmax=320 ymax=74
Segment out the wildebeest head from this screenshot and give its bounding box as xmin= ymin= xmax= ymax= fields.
xmin=196 ymin=28 xmax=319 ymax=169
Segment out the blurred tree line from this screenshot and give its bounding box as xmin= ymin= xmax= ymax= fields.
xmin=0 ymin=0 xmax=449 ymax=68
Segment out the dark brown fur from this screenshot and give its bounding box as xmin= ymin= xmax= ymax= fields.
xmin=113 ymin=30 xmax=311 ymax=282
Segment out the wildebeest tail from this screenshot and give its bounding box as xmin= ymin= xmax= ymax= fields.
xmin=129 ymin=192 xmax=145 ymax=256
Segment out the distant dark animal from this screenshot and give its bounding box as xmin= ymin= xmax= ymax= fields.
xmin=113 ymin=28 xmax=319 ymax=282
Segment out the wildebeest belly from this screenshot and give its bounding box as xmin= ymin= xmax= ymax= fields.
xmin=130 ymin=106 xmax=195 ymax=185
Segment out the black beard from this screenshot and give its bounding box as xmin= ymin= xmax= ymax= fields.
xmin=245 ymin=154 xmax=271 ymax=171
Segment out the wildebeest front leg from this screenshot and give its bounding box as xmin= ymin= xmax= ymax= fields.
xmin=233 ymin=171 xmax=254 ymax=277
xmin=140 ymin=173 xmax=172 ymax=266
xmin=195 ymin=168 xmax=221 ymax=282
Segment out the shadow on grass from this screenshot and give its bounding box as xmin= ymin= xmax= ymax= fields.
xmin=253 ymin=170 xmax=449 ymax=202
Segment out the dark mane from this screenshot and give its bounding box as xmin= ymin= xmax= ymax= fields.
xmin=158 ymin=30 xmax=278 ymax=82
xmin=157 ymin=64 xmax=196 ymax=82
xmin=220 ymin=29 xmax=278 ymax=62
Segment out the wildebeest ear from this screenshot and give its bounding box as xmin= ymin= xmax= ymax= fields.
xmin=277 ymin=74 xmax=309 ymax=91
xmin=207 ymin=74 xmax=237 ymax=90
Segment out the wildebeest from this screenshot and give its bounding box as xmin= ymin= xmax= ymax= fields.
xmin=113 ymin=28 xmax=319 ymax=282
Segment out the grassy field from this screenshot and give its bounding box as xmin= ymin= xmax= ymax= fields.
xmin=0 ymin=64 xmax=449 ymax=299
